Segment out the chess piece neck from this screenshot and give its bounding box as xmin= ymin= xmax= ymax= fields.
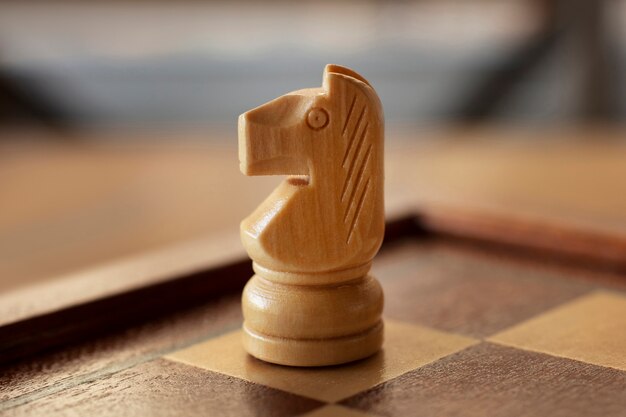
xmin=252 ymin=261 xmax=372 ymax=286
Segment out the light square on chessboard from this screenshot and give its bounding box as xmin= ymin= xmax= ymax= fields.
xmin=165 ymin=319 xmax=477 ymax=403
xmin=489 ymin=291 xmax=626 ymax=371
xmin=300 ymin=405 xmax=379 ymax=417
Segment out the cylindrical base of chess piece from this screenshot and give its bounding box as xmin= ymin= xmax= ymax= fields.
xmin=241 ymin=267 xmax=384 ymax=367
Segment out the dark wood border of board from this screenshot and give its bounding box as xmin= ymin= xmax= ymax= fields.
xmin=1 ymin=209 xmax=625 ymax=365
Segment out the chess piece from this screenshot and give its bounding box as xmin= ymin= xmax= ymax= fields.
xmin=238 ymin=64 xmax=384 ymax=366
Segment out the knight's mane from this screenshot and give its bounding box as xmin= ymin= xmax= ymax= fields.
xmin=338 ymin=84 xmax=379 ymax=244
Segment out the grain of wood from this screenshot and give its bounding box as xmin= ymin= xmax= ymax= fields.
xmin=7 ymin=359 xmax=323 ymax=417
xmin=0 ymin=295 xmax=241 ymax=404
xmin=342 ymin=342 xmax=626 ymax=417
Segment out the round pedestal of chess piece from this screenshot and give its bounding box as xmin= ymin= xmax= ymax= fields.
xmin=242 ymin=263 xmax=384 ymax=366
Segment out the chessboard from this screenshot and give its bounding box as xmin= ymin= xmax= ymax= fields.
xmin=1 ymin=131 xmax=626 ymax=417
xmin=2 ymin=229 xmax=626 ymax=417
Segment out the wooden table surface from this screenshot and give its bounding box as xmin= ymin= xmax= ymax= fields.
xmin=2 ymin=127 xmax=626 ymax=295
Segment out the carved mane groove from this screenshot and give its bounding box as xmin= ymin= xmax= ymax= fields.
xmin=339 ymin=88 xmax=376 ymax=243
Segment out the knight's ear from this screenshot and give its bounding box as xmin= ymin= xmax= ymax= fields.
xmin=323 ymin=64 xmax=372 ymax=94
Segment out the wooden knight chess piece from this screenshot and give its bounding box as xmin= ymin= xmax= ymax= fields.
xmin=238 ymin=64 xmax=385 ymax=366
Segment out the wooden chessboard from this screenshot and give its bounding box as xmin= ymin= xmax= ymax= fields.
xmin=3 ymin=236 xmax=626 ymax=417
xmin=1 ymin=129 xmax=626 ymax=416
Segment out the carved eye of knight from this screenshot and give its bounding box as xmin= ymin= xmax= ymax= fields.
xmin=306 ymin=107 xmax=329 ymax=130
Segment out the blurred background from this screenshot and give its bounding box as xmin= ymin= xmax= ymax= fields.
xmin=1 ymin=0 xmax=625 ymax=132
xmin=2 ymin=0 xmax=626 ymax=299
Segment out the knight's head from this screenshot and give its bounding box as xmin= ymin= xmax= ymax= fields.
xmin=238 ymin=65 xmax=383 ymax=177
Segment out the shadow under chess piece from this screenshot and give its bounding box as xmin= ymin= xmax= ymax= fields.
xmin=238 ymin=64 xmax=385 ymax=366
